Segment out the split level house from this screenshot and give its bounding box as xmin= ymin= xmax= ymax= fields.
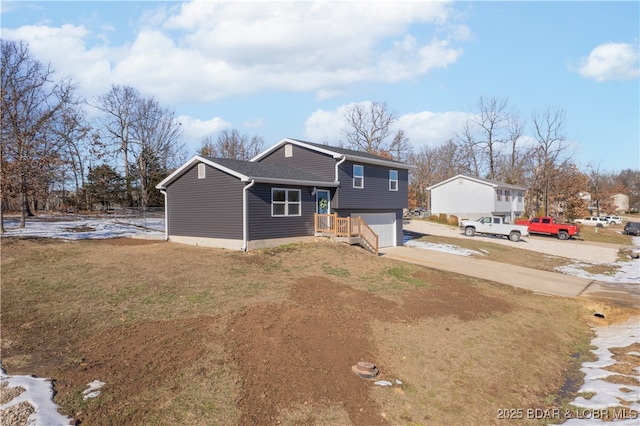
xmin=427 ymin=174 xmax=526 ymax=223
xmin=156 ymin=138 xmax=413 ymax=252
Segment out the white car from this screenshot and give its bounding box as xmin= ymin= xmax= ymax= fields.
xmin=604 ymin=216 xmax=622 ymax=225
xmin=575 ymin=217 xmax=609 ymax=227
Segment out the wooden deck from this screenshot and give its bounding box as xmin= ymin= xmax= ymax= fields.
xmin=314 ymin=213 xmax=378 ymax=254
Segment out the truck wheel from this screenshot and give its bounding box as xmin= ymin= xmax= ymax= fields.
xmin=508 ymin=231 xmax=520 ymax=242
xmin=464 ymin=227 xmax=475 ymax=237
xmin=558 ymin=231 xmax=569 ymax=240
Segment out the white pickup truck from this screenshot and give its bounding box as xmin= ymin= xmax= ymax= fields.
xmin=459 ymin=216 xmax=529 ymax=242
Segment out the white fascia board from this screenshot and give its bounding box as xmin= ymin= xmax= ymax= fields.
xmin=342 ymin=154 xmax=416 ymax=170
xmin=250 ymin=137 xmax=342 ymax=162
xmin=245 ymin=177 xmax=339 ymax=187
xmin=156 ymin=155 xmax=248 ymax=189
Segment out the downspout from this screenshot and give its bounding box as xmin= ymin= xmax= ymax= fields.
xmin=242 ymin=179 xmax=256 ymax=251
xmin=334 ymin=156 xmax=346 ymax=212
xmin=160 ymin=189 xmax=168 ymax=241
xmin=335 ymin=155 xmax=346 ymax=183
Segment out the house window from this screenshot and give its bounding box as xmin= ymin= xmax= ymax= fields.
xmin=505 ymin=190 xmax=511 ymax=201
xmin=389 ymin=170 xmax=398 ymax=191
xmin=285 ymin=144 xmax=293 ymax=157
xmin=518 ymin=191 xmax=523 ymax=202
xmin=272 ymin=188 xmax=301 ymax=217
xmin=353 ymin=165 xmax=364 ymax=188
xmin=496 ymin=189 xmax=502 ymax=201
xmin=198 ymin=163 xmax=206 ymax=179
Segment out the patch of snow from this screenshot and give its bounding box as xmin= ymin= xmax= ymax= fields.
xmin=404 ymin=238 xmax=483 ymax=257
xmin=82 ymin=380 xmax=106 ymax=400
xmin=555 ymin=259 xmax=640 ymax=284
xmin=374 ymin=380 xmax=393 ymax=387
xmin=563 ymin=317 xmax=640 ymax=425
xmin=0 ymin=366 xmax=73 ymax=425
xmin=1 ymin=216 xmax=164 ymax=240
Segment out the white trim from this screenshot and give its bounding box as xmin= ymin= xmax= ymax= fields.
xmin=389 ymin=169 xmax=398 ymax=191
xmin=271 ymin=188 xmax=302 ymax=217
xmin=242 ymin=179 xmax=256 ymax=251
xmin=160 ymin=190 xmax=168 ymax=241
xmin=251 ymin=137 xmax=415 ymax=169
xmin=156 ymin=155 xmax=249 ymax=189
xmin=335 ymin=155 xmax=346 ymax=183
xmin=316 ymin=189 xmax=331 ymax=214
xmin=156 ymin=155 xmax=338 ymax=189
xmin=353 ymin=164 xmax=364 ymax=188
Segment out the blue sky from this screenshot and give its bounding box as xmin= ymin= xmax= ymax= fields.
xmin=2 ymin=1 xmax=638 ymax=172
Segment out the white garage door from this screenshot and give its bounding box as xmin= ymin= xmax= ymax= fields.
xmin=352 ymin=213 xmax=396 ymax=248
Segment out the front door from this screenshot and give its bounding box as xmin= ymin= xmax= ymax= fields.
xmin=316 ymin=190 xmax=330 ymax=214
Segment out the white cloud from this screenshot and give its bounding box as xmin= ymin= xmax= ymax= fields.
xmin=2 ymin=24 xmax=115 ymax=97
xmin=576 ymin=42 xmax=640 ymax=82
xmin=2 ymin=1 xmax=466 ymax=103
xmin=177 ymin=115 xmax=230 ymax=142
xmin=303 ymin=103 xmax=472 ymax=148
xmin=396 ymin=110 xmax=471 ymax=147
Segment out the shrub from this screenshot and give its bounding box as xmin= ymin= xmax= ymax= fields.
xmin=429 ymin=215 xmax=439 ymax=221
xmin=438 ymin=213 xmax=447 ymax=223
xmin=447 ymin=215 xmax=459 ymax=226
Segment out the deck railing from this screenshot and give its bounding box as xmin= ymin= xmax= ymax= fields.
xmin=314 ymin=213 xmax=378 ymax=254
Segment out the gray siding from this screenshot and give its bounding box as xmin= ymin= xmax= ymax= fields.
xmin=256 ymin=144 xmax=336 ymax=181
xmin=248 ymin=184 xmax=316 ymax=240
xmin=334 ymin=161 xmax=408 ymax=209
xmin=166 ymin=163 xmax=243 ymax=239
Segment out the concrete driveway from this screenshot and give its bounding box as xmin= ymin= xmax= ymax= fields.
xmin=380 ymin=245 xmax=594 ymax=298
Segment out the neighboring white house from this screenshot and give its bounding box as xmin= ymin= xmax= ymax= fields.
xmin=611 ymin=193 xmax=629 ymax=213
xmin=427 ymin=174 xmax=526 ymax=222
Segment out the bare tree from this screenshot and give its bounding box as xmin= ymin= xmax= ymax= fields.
xmin=54 ymin=105 xmax=92 ymax=210
xmin=1 ymin=40 xmax=78 ymax=229
xmin=616 ymin=169 xmax=640 ymax=211
xmin=130 ymin=96 xmax=184 ymax=208
xmin=93 ymin=85 xmax=184 ymax=208
xmin=93 ymin=85 xmax=140 ymax=205
xmin=530 ymin=107 xmax=572 ymax=216
xmin=408 ymin=139 xmax=467 ymax=210
xmin=198 ymin=128 xmax=264 ymax=160
xmin=342 ymin=102 xmax=410 ymax=160
xmin=455 ymin=121 xmax=483 ymax=177
xmin=494 ymin=113 xmax=531 ymax=185
xmin=587 ymin=166 xmax=617 ymax=216
xmin=455 ymin=97 xmax=513 ymax=180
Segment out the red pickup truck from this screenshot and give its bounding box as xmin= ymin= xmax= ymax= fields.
xmin=514 ymin=217 xmax=580 ymax=240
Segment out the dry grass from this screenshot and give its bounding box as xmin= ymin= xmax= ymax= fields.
xmin=576 ymin=223 xmax=633 ymax=245
xmin=1 ymin=237 xmax=637 ymax=425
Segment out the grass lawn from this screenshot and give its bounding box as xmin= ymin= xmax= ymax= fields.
xmin=1 ymin=237 xmax=637 ymax=425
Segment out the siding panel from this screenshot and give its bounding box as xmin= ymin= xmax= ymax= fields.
xmin=335 ymin=161 xmax=408 ymax=209
xmin=256 ymin=145 xmax=336 ymax=181
xmin=166 ymin=163 xmax=243 ymax=239
xmin=248 ymin=184 xmax=316 ymax=240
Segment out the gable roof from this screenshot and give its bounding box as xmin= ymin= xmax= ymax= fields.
xmin=252 ymin=137 xmax=415 ymax=169
xmin=156 ymin=155 xmax=337 ymax=190
xmin=426 ymin=174 xmax=526 ymax=191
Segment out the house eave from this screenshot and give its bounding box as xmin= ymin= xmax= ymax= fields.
xmin=252 ymin=137 xmax=415 ymax=170
xmin=245 ymin=177 xmax=339 ymax=187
